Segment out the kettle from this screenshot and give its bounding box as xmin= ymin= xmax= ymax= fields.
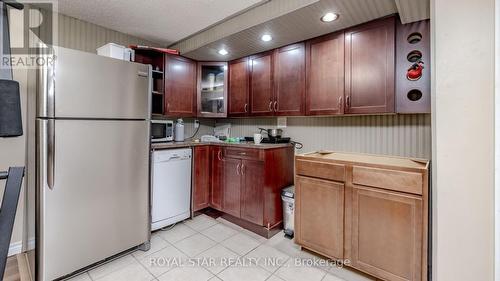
xmin=407 ymin=61 xmax=424 ymax=81
xmin=174 ymin=118 xmax=185 ymax=142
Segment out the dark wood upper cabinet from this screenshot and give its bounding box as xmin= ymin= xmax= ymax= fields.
xmin=344 ymin=16 xmax=395 ymax=114
xmin=306 ymin=32 xmax=345 ymax=115
xmin=274 ymin=43 xmax=305 ymax=116
xmin=228 ymin=57 xmax=250 ymax=117
xmin=197 ymin=62 xmax=228 ymax=118
xmin=193 ymin=146 xmax=210 ymax=212
xmin=165 ymin=54 xmax=197 ymax=117
xmin=249 ymin=51 xmax=274 ymax=116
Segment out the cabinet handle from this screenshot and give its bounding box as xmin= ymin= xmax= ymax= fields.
xmin=244 ymin=103 xmax=248 ymax=113
xmin=274 ymin=101 xmax=278 ymax=112
xmin=346 ymin=96 xmax=350 ymax=108
xmin=338 ymin=96 xmax=343 ymax=109
xmin=268 ymin=101 xmax=273 ymax=111
xmin=166 ymin=102 xmax=170 ymax=112
xmin=217 ymin=150 xmax=222 ymax=160
xmin=241 ymin=164 xmax=245 ymax=175
xmin=236 ymin=163 xmax=241 ymax=175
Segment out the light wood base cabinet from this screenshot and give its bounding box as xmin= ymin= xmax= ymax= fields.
xmin=346 ymin=185 xmax=423 ymax=281
xmin=295 ymin=152 xmax=429 ymax=281
xmin=295 ymin=176 xmax=344 ymax=260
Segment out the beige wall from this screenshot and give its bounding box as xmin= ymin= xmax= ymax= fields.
xmin=432 ymin=0 xmax=495 ymax=280
xmin=223 ymin=114 xmax=431 ymax=159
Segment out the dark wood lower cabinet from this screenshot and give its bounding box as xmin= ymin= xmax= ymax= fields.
xmin=198 ymin=145 xmax=294 ymax=235
xmin=210 ymin=146 xmax=223 ymax=210
xmin=240 ymin=160 xmax=265 ymax=225
xmin=222 ymin=158 xmax=242 ymax=217
xmin=193 ymin=146 xmax=210 ymax=211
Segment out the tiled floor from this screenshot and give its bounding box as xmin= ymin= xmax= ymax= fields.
xmin=67 ymin=215 xmax=375 ymax=281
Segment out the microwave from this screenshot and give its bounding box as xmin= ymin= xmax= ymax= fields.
xmin=151 ymin=120 xmax=174 ymax=142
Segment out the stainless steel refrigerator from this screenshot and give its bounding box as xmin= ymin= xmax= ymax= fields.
xmin=35 ymin=47 xmax=151 ymax=280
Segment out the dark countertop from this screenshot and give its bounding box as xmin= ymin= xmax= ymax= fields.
xmin=151 ymin=141 xmax=293 ymax=150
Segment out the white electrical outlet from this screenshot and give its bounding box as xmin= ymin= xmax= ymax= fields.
xmin=194 ymin=119 xmax=200 ymax=128
xmin=277 ymin=117 xmax=287 ymax=128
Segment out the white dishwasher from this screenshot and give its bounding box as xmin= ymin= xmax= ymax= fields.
xmin=151 ymin=148 xmax=192 ymax=230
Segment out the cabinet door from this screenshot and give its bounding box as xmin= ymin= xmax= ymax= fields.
xmin=240 ymin=160 xmax=264 ymax=225
xmin=210 ymin=147 xmax=223 ymax=210
xmin=228 ymin=58 xmax=250 ymax=117
xmin=165 ymin=55 xmax=197 ymax=117
xmin=295 ymin=176 xmax=344 ymax=260
xmin=222 ymin=158 xmax=241 ymax=217
xmin=306 ymin=32 xmax=345 ymax=115
xmin=250 ymin=51 xmax=274 ymax=116
xmin=197 ymin=62 xmax=228 ymax=117
xmin=193 ymin=146 xmax=210 ymax=211
xmin=274 ymin=43 xmax=305 ymax=116
xmin=346 ymin=184 xmax=422 ymax=281
xmin=345 ymin=16 xmax=395 ymax=114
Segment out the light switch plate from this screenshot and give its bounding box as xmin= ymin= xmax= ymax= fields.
xmin=277 ymin=117 xmax=287 ymax=128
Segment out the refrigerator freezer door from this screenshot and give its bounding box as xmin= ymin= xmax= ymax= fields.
xmin=36 ymin=119 xmax=150 ymax=281
xmin=37 ymin=47 xmax=151 ymax=119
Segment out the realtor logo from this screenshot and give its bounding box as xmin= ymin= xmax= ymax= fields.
xmin=1 ymin=0 xmax=58 ymax=69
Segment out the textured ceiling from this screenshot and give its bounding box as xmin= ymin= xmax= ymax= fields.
xmin=182 ymin=0 xmax=401 ymax=61
xmin=57 ymin=0 xmax=430 ymax=60
xmin=56 ymin=0 xmax=267 ymax=45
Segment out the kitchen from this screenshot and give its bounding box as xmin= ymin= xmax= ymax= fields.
xmin=0 ymin=1 xmax=495 ymax=281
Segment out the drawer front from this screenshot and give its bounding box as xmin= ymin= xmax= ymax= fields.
xmin=352 ymin=166 xmax=423 ymax=195
xmin=224 ymin=147 xmax=262 ymax=160
xmin=296 ymin=159 xmax=345 ymax=182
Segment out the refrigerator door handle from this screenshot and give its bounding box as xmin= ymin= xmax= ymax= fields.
xmin=47 ymin=119 xmax=55 ymax=190
xmin=38 ymin=54 xmax=55 ymax=118
xmin=137 ymin=71 xmax=149 ymax=77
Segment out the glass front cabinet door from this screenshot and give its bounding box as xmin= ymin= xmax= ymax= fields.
xmin=197 ymin=62 xmax=228 ymax=117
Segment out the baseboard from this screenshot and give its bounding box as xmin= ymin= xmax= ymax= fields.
xmin=8 ymin=241 xmax=22 ymax=256
xmin=8 ymin=238 xmax=35 ymax=257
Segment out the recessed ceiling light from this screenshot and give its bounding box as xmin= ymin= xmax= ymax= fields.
xmin=321 ymin=12 xmax=338 ymax=22
xmin=261 ymin=34 xmax=273 ymax=42
xmin=218 ymin=49 xmax=228 ymax=56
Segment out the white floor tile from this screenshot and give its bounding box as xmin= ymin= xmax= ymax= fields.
xmin=264 ymin=232 xmax=303 ymax=258
xmin=138 ymin=245 xmax=188 ymax=277
xmin=266 ymin=275 xmax=285 ymax=281
xmin=322 ymin=273 xmax=347 ymax=281
xmin=239 ymin=228 xmax=268 ymax=244
xmin=133 ymin=234 xmax=170 ymax=259
xmin=201 ymin=223 xmax=238 ymax=242
xmin=221 ymin=233 xmax=260 ymax=255
xmin=88 ymin=254 xmax=136 ymax=280
xmin=209 ymin=276 xmax=223 ymax=281
xmin=195 ymin=244 xmax=238 ymax=274
xmin=274 ymin=259 xmax=326 ymax=281
xmin=217 ymin=264 xmax=271 ymax=281
xmin=94 ymin=261 xmax=154 ymax=281
xmin=174 ymin=233 xmax=217 ymax=257
xmin=184 ymin=214 xmax=218 ymax=231
xmin=158 ymin=224 xmax=197 ymax=244
xmin=244 ymin=244 xmax=290 ymax=273
xmin=328 ymin=266 xmax=376 ymax=281
xmin=157 ymin=266 xmax=213 ymax=281
xmin=66 ymin=272 xmax=92 ymax=281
